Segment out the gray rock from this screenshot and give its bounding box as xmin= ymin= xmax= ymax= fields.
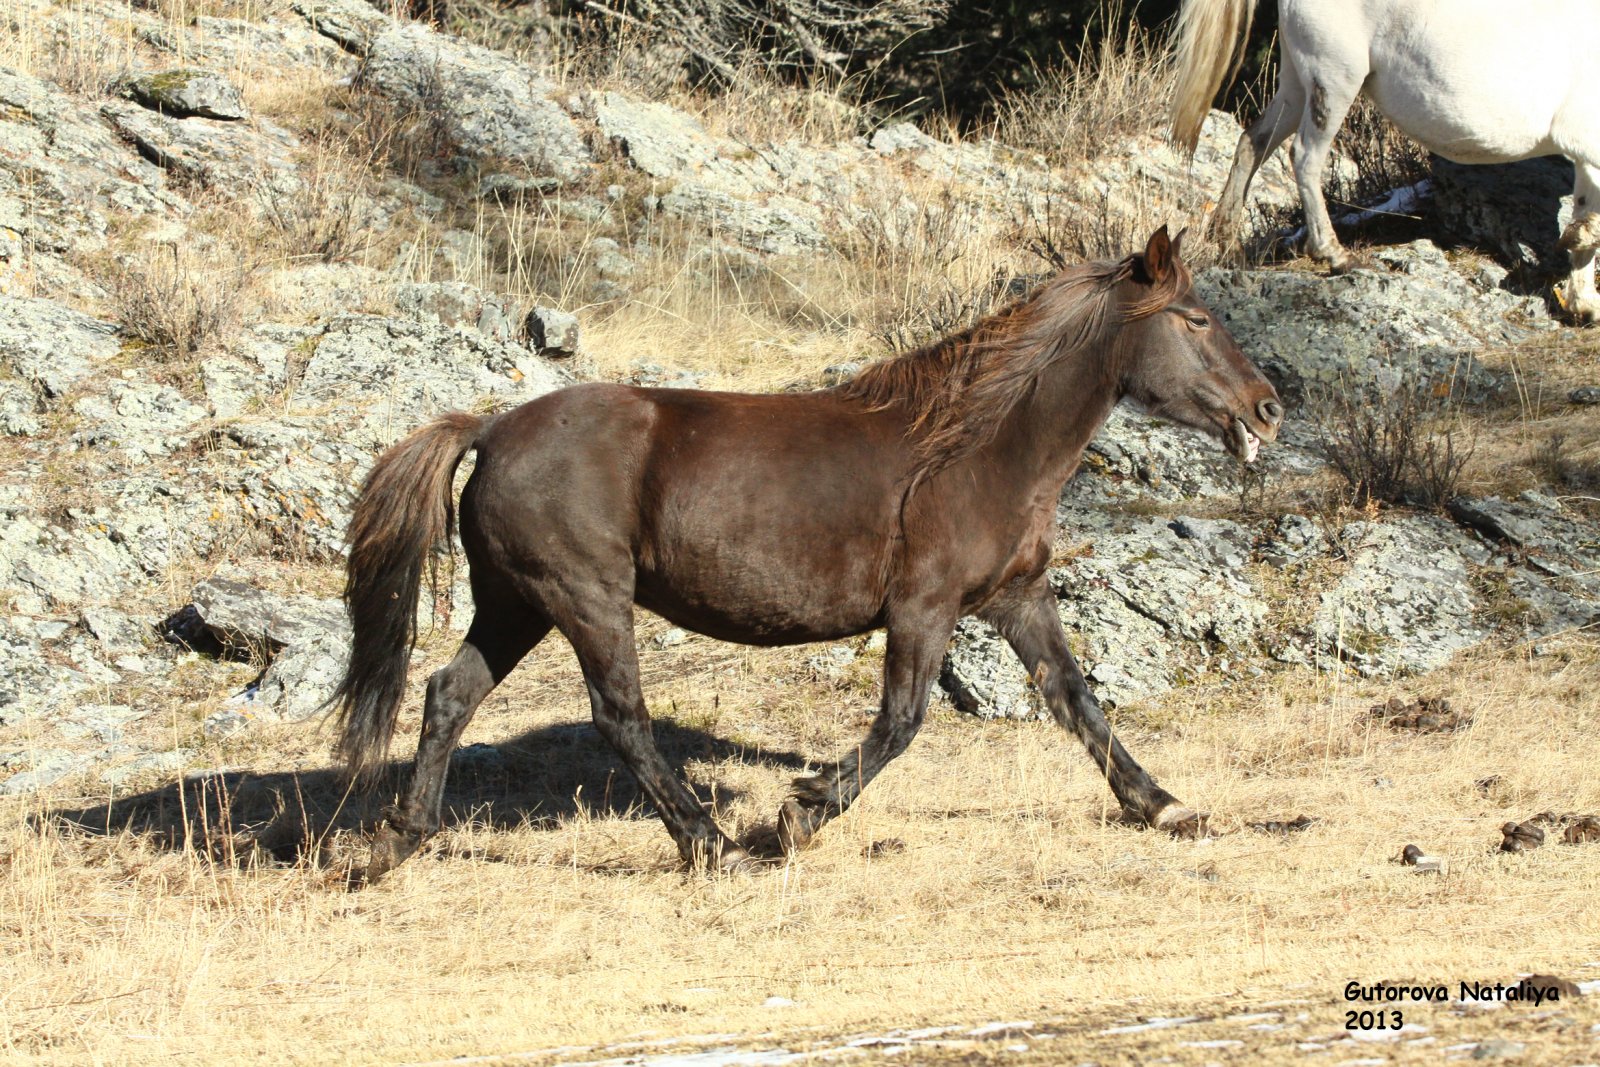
xmin=1196 ymin=241 xmax=1540 ymax=404
xmin=525 ymin=305 xmax=580 ymax=357
xmin=1570 ymin=386 xmax=1600 ymax=406
xmin=72 ymin=381 xmax=208 ymax=461
xmin=188 ymin=15 xmax=350 ymax=71
xmin=101 ymin=748 xmax=191 ymax=786
xmin=293 ymin=0 xmax=394 ymax=54
xmin=0 ymin=295 xmax=120 ymax=405
xmin=940 ymin=617 xmax=1040 ymax=721
xmin=356 ymin=22 xmax=589 ymax=181
xmin=660 ymin=183 xmax=827 ymax=256
xmin=200 ymin=357 xmax=261 ymax=418
xmin=1259 ymin=514 xmax=1327 ymax=568
xmin=1053 ymin=517 xmax=1264 ymax=705
xmin=0 ymin=748 xmax=87 ymax=795
xmin=101 ymin=100 xmax=298 ymax=190
xmin=190 ymin=578 xmax=348 ymax=654
xmin=395 ymin=281 xmax=516 ymax=341
xmin=254 ymin=631 xmax=346 ymax=722
xmin=128 ymin=69 xmax=247 ymax=121
xmin=1432 ymin=156 xmax=1573 ymax=275
xmin=289 ymin=313 xmax=572 ymax=451
xmin=1316 ymin=517 xmax=1487 ymax=675
xmin=55 ymin=704 xmax=145 ymax=743
xmin=80 ymin=608 xmax=149 ymax=653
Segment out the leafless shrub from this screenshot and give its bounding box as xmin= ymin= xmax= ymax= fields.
xmin=873 ymin=276 xmax=1017 ymax=354
xmin=833 ymin=184 xmax=981 ymax=278
xmin=1326 ymin=97 xmax=1431 ymax=217
xmin=256 ymin=155 xmax=372 ymax=264
xmin=106 ymin=244 xmax=249 ymax=361
xmin=39 ymin=26 xmax=134 ymax=96
xmin=1017 ymin=188 xmax=1151 ymax=271
xmin=1313 ymin=369 xmax=1475 ymax=508
xmin=1529 ymin=432 xmax=1600 ymax=493
xmin=994 ymin=12 xmax=1171 ymax=168
xmin=587 ymin=0 xmax=949 ymax=84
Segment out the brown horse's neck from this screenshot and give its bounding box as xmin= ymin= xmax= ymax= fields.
xmin=984 ymin=335 xmax=1124 ymax=501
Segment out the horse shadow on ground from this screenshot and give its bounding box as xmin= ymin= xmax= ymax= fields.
xmin=36 ymin=720 xmax=813 ymax=872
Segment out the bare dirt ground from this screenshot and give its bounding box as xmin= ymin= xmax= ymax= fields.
xmin=6 ymin=616 xmax=1600 ymax=1064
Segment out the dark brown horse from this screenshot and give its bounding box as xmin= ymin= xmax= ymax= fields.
xmin=331 ymin=227 xmax=1283 ymax=881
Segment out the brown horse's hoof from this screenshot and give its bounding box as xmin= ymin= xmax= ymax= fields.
xmin=777 ymin=799 xmax=820 ymax=855
xmin=362 ymin=822 xmax=425 ymax=885
xmin=1152 ymin=802 xmax=1211 ymax=840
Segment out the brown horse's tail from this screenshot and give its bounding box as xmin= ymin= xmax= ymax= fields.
xmin=330 ymin=411 xmax=486 ymax=783
xmin=1170 ymin=0 xmax=1257 ymax=155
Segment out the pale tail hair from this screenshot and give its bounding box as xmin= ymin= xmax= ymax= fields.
xmin=1169 ymin=0 xmax=1257 ymax=154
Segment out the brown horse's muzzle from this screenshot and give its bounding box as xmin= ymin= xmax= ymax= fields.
xmin=1225 ymin=395 xmax=1284 ymax=464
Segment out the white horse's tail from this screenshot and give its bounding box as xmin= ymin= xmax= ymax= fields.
xmin=1170 ymin=0 xmax=1259 ymax=155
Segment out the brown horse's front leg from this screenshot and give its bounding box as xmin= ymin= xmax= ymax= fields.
xmin=779 ymin=608 xmax=955 ymax=855
xmin=985 ymin=589 xmax=1205 ymax=837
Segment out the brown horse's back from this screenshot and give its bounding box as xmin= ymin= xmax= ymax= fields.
xmin=463 ymin=382 xmax=907 ymax=645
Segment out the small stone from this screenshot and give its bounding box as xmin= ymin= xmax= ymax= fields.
xmin=762 ymin=996 xmax=796 ymax=1009
xmin=525 ymin=306 xmax=580 ymax=356
xmin=862 ymin=838 xmax=906 ymax=858
xmin=650 ymin=627 xmax=689 ymax=650
xmin=128 ymin=69 xmax=248 ymax=121
xmin=1471 ymin=1038 xmax=1525 ymax=1059
xmin=1568 ymin=387 xmax=1600 ymax=406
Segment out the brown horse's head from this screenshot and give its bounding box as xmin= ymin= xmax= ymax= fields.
xmin=1115 ymin=227 xmax=1282 ymax=463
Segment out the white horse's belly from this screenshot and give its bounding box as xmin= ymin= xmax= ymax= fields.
xmin=1284 ymin=0 xmax=1592 ymax=163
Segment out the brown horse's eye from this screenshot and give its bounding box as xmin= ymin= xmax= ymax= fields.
xmin=1187 ymin=314 xmax=1210 ymax=329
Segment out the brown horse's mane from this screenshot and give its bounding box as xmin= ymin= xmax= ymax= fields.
xmin=838 ymin=253 xmax=1189 ymax=488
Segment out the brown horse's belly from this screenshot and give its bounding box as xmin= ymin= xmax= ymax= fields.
xmin=634 ymin=547 xmax=887 ymax=646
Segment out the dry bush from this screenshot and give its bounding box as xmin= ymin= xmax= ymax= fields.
xmin=255 ymin=154 xmax=374 ymax=264
xmin=1326 ymin=95 xmax=1431 ymax=212
xmin=1312 ymin=369 xmax=1476 ymax=508
xmin=105 ymin=243 xmax=251 ymax=361
xmin=592 ymin=0 xmax=948 ymax=85
xmin=35 ymin=23 xmax=136 ymax=96
xmin=993 ymin=13 xmax=1172 ymax=168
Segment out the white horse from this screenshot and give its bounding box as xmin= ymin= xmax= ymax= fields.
xmin=1170 ymin=0 xmax=1600 ymax=322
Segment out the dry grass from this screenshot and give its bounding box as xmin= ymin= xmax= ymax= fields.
xmin=5 ymin=621 xmax=1600 ymax=1064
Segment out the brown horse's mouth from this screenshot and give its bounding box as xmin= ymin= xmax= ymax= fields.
xmin=1225 ymin=417 xmax=1262 ymax=464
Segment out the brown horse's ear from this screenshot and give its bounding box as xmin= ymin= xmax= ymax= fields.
xmin=1141 ymin=225 xmax=1173 ymax=285
xmin=1172 ymin=226 xmax=1189 ymax=261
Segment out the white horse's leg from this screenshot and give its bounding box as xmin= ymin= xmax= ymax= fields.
xmin=1212 ymin=74 xmax=1306 ymax=249
xmin=1560 ymin=163 xmax=1600 ymax=323
xmin=1290 ymin=73 xmax=1364 ymax=271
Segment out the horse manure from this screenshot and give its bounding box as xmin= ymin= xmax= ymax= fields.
xmin=1562 ymin=816 xmax=1600 ymax=844
xmin=862 ymin=837 xmax=906 ymax=858
xmin=1499 ymin=821 xmax=1545 ymax=853
xmin=1247 ymin=814 xmax=1316 ymax=835
xmin=1368 ymin=695 xmax=1470 ymax=734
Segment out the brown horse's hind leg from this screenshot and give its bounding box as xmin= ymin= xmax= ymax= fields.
xmin=365 ymin=610 xmax=550 ymax=884
xmin=985 ymin=589 xmax=1203 ymax=837
xmin=778 ymin=608 xmax=955 ymax=855
xmin=563 ymin=606 xmax=753 ymax=872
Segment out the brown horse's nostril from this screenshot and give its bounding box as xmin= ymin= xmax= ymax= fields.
xmin=1258 ymin=398 xmax=1284 ymax=425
